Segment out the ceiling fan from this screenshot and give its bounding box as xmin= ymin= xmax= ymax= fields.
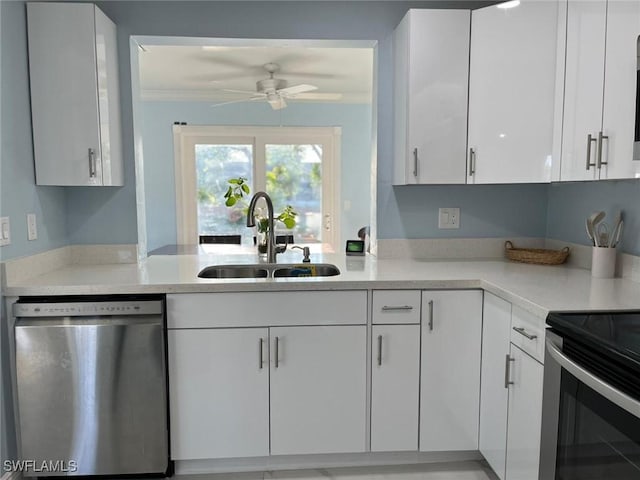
xmin=212 ymin=63 xmax=341 ymax=110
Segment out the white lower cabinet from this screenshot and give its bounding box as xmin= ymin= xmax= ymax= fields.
xmin=269 ymin=326 xmax=367 ymax=455
xmin=479 ymin=293 xmax=545 ymax=480
xmin=505 ymin=345 xmax=544 ymax=480
xmin=420 ymin=290 xmax=482 ymax=451
xmin=168 ymin=328 xmax=270 ymax=460
xmin=371 ymin=324 xmax=420 ymax=452
xmin=479 ymin=292 xmax=512 ymax=480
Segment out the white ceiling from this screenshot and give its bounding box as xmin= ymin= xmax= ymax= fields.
xmin=138 ymin=44 xmax=374 ymax=104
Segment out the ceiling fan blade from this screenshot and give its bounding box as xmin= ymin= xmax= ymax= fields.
xmin=268 ymin=97 xmax=287 ymax=110
xmin=288 ymin=92 xmax=343 ymax=101
xmin=211 ymin=98 xmax=254 ymax=108
xmin=278 ymin=84 xmax=318 ymax=96
xmin=222 ymin=88 xmax=264 ymax=96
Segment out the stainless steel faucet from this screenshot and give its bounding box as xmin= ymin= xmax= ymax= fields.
xmin=246 ymin=191 xmax=277 ymax=263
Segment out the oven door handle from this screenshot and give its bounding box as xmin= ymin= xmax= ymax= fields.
xmin=546 ymin=338 xmax=640 ymax=419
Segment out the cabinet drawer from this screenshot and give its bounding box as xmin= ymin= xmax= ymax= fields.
xmin=372 ymin=290 xmax=421 ymax=324
xmin=510 ymin=305 xmax=545 ymax=363
xmin=167 ymin=291 xmax=367 ymax=328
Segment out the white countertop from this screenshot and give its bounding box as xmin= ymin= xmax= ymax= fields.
xmin=4 ymin=250 xmax=640 ymax=319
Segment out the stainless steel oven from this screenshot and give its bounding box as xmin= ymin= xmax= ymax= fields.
xmin=541 ymin=312 xmax=640 ymax=479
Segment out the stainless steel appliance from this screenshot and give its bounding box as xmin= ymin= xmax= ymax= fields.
xmin=541 ymin=311 xmax=640 ymax=479
xmin=13 ymin=296 xmax=170 ymax=477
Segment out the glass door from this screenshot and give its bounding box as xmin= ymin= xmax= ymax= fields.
xmin=194 ymin=142 xmax=254 ymax=239
xmin=556 ymin=368 xmax=640 ymax=479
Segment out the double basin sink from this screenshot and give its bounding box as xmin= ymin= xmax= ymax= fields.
xmin=198 ymin=263 xmax=340 ymax=279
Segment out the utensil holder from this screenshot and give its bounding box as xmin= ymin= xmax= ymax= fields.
xmin=591 ymin=247 xmax=616 ymax=278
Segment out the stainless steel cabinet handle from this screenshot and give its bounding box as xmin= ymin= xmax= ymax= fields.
xmin=597 ymin=131 xmax=609 ymax=168
xmin=428 ymin=300 xmax=434 ymax=332
xmin=88 ymin=148 xmax=97 ymax=178
xmin=259 ymin=338 xmax=264 ymax=369
xmin=586 ymin=134 xmax=597 ymax=170
xmin=381 ymin=305 xmax=413 ymax=312
xmin=468 ymin=148 xmax=476 ymax=176
xmin=413 ymin=148 xmax=418 ymax=179
xmin=504 ymin=354 xmax=515 ymax=389
xmin=377 ymin=335 xmax=383 ymax=366
xmin=274 ymin=336 xmax=279 ymax=368
xmin=513 ymin=326 xmax=538 ymax=340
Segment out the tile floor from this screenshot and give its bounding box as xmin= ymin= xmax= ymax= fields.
xmin=180 ymin=461 xmax=499 ymax=480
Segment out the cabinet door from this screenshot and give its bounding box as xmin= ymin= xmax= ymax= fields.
xmin=27 ymin=3 xmax=102 ymax=186
xmin=393 ymin=9 xmax=470 ymax=185
xmin=479 ymin=293 xmax=512 ymax=480
xmin=168 ymin=328 xmax=269 ymax=460
xmin=468 ymin=0 xmax=559 ymax=184
xmin=270 ymin=326 xmax=367 ymax=455
xmin=505 ymin=345 xmax=544 ymax=480
xmin=600 ymin=0 xmax=640 ymax=179
xmin=560 ymin=0 xmax=608 ymax=181
xmin=420 ymin=290 xmax=482 ymax=451
xmin=371 ymin=325 xmax=420 ymax=452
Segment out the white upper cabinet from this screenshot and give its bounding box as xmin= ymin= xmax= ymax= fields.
xmin=561 ymin=0 xmax=640 ymax=181
xmin=393 ymin=9 xmax=470 ymax=185
xmin=600 ymin=0 xmax=640 ymax=179
xmin=468 ymin=0 xmax=560 ymax=184
xmin=27 ymin=2 xmax=123 ymax=186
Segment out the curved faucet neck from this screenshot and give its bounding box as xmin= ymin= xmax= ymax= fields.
xmin=246 ymin=191 xmax=277 ymax=263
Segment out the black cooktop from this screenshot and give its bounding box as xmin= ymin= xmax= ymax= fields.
xmin=547 ymin=311 xmax=640 ymax=376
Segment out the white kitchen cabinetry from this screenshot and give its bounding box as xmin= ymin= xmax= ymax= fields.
xmin=479 ymin=292 xmax=512 ymax=480
xmin=371 ymin=324 xmax=420 ymax=452
xmin=270 ymin=325 xmax=367 ymax=455
xmin=168 ymin=328 xmax=270 ymax=460
xmin=560 ymin=0 xmax=640 ymax=181
xmin=600 ymin=0 xmax=640 ymax=178
xmin=467 ymin=0 xmax=559 ymax=184
xmin=27 ymin=2 xmax=123 ymax=186
xmin=166 ymin=291 xmax=367 ymax=461
xmin=505 ymin=345 xmax=544 ymax=480
xmin=479 ymin=293 xmax=545 ymax=480
xmin=393 ymin=9 xmax=470 ymax=185
xmin=420 ymin=290 xmax=482 ymax=451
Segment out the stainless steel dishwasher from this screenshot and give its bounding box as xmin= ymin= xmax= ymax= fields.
xmin=13 ymin=296 xmax=170 ymax=477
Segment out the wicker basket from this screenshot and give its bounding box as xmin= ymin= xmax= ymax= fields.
xmin=504 ymin=241 xmax=570 ymax=265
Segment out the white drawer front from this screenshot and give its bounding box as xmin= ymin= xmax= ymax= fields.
xmin=510 ymin=305 xmax=545 ymax=363
xmin=372 ymin=290 xmax=421 ymax=324
xmin=167 ymin=291 xmax=367 ymax=328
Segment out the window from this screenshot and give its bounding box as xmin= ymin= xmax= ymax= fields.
xmin=174 ymin=126 xmax=340 ymax=250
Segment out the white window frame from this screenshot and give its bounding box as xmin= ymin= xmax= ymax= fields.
xmin=173 ymin=125 xmax=341 ymax=249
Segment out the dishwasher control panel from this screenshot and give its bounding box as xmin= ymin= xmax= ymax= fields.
xmin=14 ymin=301 xmax=163 ymax=317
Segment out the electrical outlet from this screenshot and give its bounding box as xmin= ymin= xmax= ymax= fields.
xmin=27 ymin=213 xmax=37 ymax=240
xmin=0 ymin=217 xmax=11 ymax=246
xmin=438 ymin=208 xmax=460 ymax=229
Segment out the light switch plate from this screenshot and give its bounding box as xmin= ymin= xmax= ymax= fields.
xmin=438 ymin=208 xmax=460 ymax=229
xmin=0 ymin=217 xmax=10 ymax=246
xmin=27 ymin=213 xmax=37 ymax=241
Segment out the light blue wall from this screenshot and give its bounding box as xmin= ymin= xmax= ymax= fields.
xmin=547 ymin=179 xmax=640 ymax=256
xmin=380 ymin=184 xmax=550 ymax=239
xmin=87 ymin=0 xmax=497 ymax=249
xmin=141 ymin=101 xmax=372 ymax=252
xmin=0 ymin=1 xmax=67 ymax=261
